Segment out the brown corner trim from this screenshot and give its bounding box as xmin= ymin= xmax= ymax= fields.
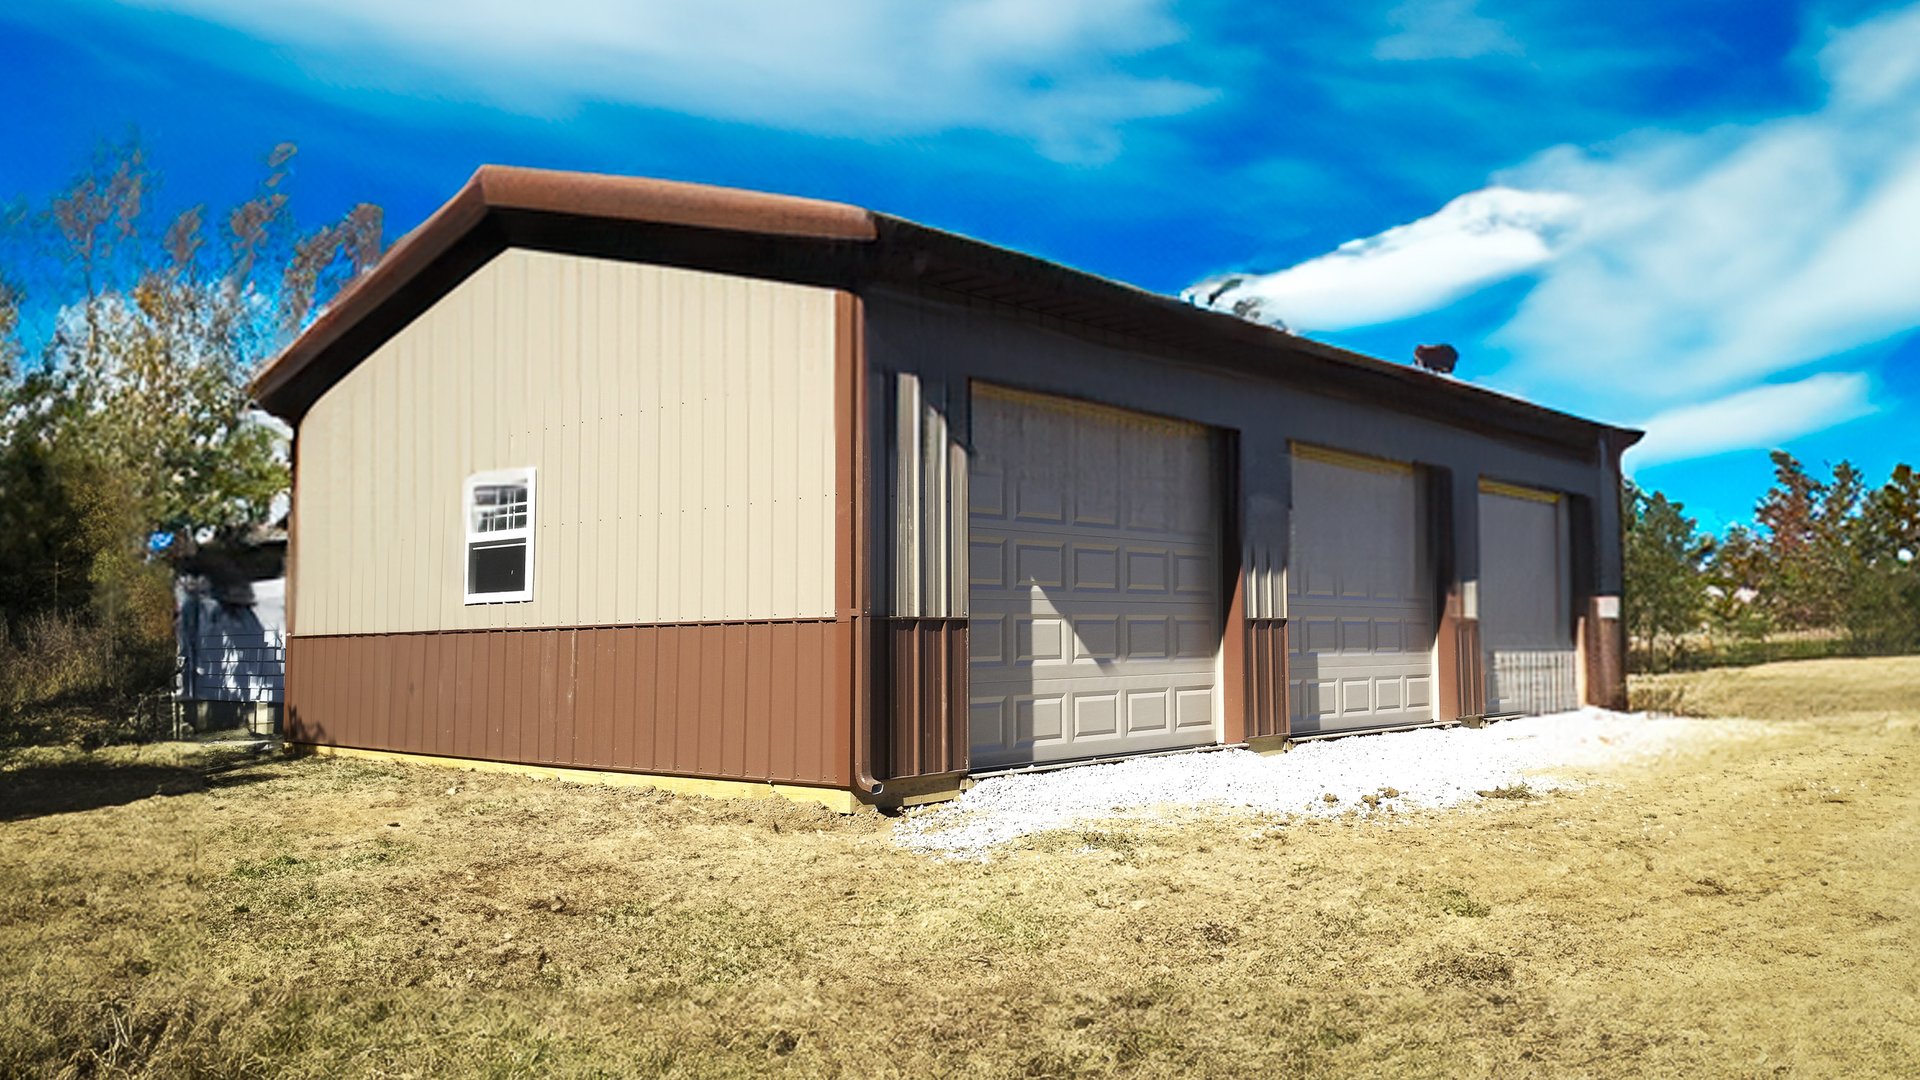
xmin=837 ymin=290 xmax=882 ymax=797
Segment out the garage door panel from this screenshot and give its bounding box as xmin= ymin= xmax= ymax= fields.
xmin=1288 ymin=451 xmax=1436 ymax=734
xmin=1175 ymin=618 xmax=1217 ymax=658
xmin=1175 ymin=688 xmax=1214 ymax=730
xmin=971 ymin=615 xmax=1005 ymax=663
xmin=1074 ymin=693 xmax=1119 ymax=737
xmin=1073 ymin=616 xmax=1119 ymax=660
xmin=969 ymin=538 xmax=1006 ymax=587
xmin=1072 ymin=546 xmax=1120 ymax=591
xmin=1013 ymin=617 xmax=1066 ymax=662
xmin=1126 ymin=617 xmax=1170 ymax=659
xmin=970 ymin=387 xmax=1219 ymax=769
xmin=1124 ymin=690 xmax=1168 ymax=735
xmin=1014 ymin=542 xmax=1065 ymax=588
xmin=1125 ymin=550 xmax=1170 ymax=592
xmin=1017 ymin=696 xmax=1064 ymax=743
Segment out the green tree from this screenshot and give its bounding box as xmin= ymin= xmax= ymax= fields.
xmin=1702 ymin=524 xmax=1771 ymax=643
xmin=0 ymin=138 xmax=381 ymax=720
xmin=1623 ymin=480 xmax=1711 ymax=671
xmin=1846 ymin=464 xmax=1920 ymax=652
xmin=1751 ymin=451 xmax=1866 ymax=631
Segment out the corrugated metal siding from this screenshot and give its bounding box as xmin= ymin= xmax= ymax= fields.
xmin=293 ymin=248 xmax=838 ymax=636
xmin=1241 ymin=447 xmax=1290 ymax=623
xmin=892 ymin=372 xmax=968 ymax=619
xmin=1450 ymin=616 xmax=1486 ymax=719
xmin=1244 ymin=618 xmax=1288 ymax=739
xmin=884 ymin=617 xmax=969 ymax=778
xmin=285 ymin=622 xmax=848 ymax=786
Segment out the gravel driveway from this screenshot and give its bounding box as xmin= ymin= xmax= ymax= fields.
xmin=894 ymin=708 xmax=1700 ymax=858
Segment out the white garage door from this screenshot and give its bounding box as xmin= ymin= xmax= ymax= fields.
xmin=1478 ymin=483 xmax=1578 ymax=715
xmin=968 ymin=387 xmax=1220 ymax=770
xmin=1287 ymin=447 xmax=1435 ymax=734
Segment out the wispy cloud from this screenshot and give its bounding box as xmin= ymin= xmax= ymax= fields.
xmin=1182 ymin=186 xmax=1578 ymax=331
xmin=1627 ymin=372 xmax=1878 ymax=470
xmin=1189 ymin=2 xmax=1920 ymax=464
xmin=1373 ymin=0 xmax=1520 ymax=61
xmin=112 ymin=0 xmax=1214 ymax=162
xmin=1496 ymin=4 xmax=1920 ymax=400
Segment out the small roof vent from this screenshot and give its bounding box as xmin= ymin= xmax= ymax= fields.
xmin=1414 ymin=343 xmax=1458 ymax=374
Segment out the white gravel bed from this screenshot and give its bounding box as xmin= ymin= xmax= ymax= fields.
xmin=892 ymin=708 xmax=1703 ymax=859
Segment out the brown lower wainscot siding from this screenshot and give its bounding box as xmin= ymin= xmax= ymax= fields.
xmin=286 ymin=620 xmax=849 ymax=788
xmin=1437 ymin=611 xmax=1486 ymax=721
xmin=883 ymin=617 xmax=968 ymax=780
xmin=1244 ymin=618 xmax=1289 ymax=740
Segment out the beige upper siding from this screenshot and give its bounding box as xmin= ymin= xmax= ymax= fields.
xmin=294 ymin=248 xmax=838 ymax=635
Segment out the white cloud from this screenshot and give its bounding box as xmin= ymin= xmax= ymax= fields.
xmin=1374 ymin=0 xmax=1520 ymax=61
xmin=1188 ymin=1 xmax=1920 ymax=465
xmin=1488 ymin=3 xmax=1920 ymax=402
xmin=1626 ymin=372 xmax=1878 ymax=470
xmin=1182 ymin=186 xmax=1579 ymax=332
xmin=116 ymin=0 xmax=1213 ymax=161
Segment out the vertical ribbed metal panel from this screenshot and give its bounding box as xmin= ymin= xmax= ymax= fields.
xmin=291 ymin=249 xmax=838 ymax=634
xmin=284 ymin=622 xmax=849 ymax=787
xmin=884 ymin=618 xmax=970 ymax=778
xmin=1243 ymin=445 xmax=1287 ymax=623
xmin=890 ymin=372 xmax=968 ymax=619
xmin=894 ymin=373 xmax=924 ymax=617
xmin=1245 ymin=619 xmax=1289 ymax=739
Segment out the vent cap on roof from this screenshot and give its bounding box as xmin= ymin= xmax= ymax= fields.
xmin=1413 ymin=343 xmax=1459 ymax=374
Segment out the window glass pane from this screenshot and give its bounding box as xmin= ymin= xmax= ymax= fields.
xmin=468 ymin=538 xmax=527 ymax=595
xmin=472 ymin=483 xmax=529 ymax=533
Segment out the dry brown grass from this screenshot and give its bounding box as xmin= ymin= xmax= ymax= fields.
xmin=5 ymin=657 xmax=1919 ymax=1077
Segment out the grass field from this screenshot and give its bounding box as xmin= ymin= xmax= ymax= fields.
xmin=4 ymin=657 xmax=1918 ymax=1077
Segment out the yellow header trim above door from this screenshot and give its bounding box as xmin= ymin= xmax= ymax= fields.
xmin=1289 ymin=442 xmax=1414 ymax=476
xmin=1478 ymin=478 xmax=1562 ymax=504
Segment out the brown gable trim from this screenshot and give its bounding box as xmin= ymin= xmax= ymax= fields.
xmin=475 ymin=166 xmax=877 ymax=241
xmin=251 ymin=166 xmax=878 ymax=418
xmin=252 ymin=165 xmax=1641 ymax=459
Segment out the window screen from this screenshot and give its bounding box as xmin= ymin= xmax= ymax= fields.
xmin=468 ymin=540 xmax=527 ymax=596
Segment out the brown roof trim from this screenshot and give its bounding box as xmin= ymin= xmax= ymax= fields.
xmin=474 ymin=166 xmax=877 ymax=242
xmin=250 ymin=166 xmax=876 ymax=415
xmin=251 ymin=165 xmax=1641 ymax=458
xmin=866 ymin=216 xmax=1640 ymax=458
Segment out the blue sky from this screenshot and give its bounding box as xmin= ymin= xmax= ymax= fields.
xmin=4 ymin=0 xmax=1916 ymax=532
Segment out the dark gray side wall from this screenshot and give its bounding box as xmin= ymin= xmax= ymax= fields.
xmin=863 ymin=287 xmax=1625 ymax=616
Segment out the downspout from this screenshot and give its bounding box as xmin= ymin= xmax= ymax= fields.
xmin=845 ymin=290 xmax=883 ymax=797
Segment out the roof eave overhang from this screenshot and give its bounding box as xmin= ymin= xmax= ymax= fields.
xmin=252 ymin=166 xmax=1641 ymax=461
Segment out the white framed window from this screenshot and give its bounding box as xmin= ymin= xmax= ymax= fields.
xmin=464 ymin=467 xmax=536 ymax=604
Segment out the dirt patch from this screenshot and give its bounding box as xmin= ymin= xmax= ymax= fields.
xmin=4 ymin=656 xmax=1920 ymax=1076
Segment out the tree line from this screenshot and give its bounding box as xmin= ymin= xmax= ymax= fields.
xmin=1625 ymin=453 xmax=1920 ymax=671
xmin=0 ymin=140 xmax=380 ymax=734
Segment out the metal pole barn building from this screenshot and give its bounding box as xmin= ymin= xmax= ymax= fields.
xmin=252 ymin=167 xmax=1640 ymax=812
